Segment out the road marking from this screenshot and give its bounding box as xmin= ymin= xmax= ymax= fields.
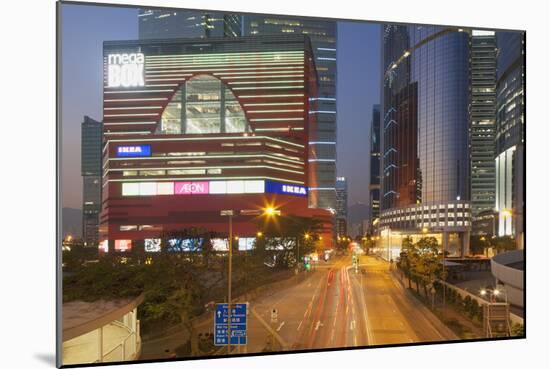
xmin=314 ymin=320 xmax=323 ymax=331
xmin=350 ymin=320 xmax=356 ymax=330
xmin=297 ymin=320 xmax=303 ymax=331
xmin=276 ymin=321 xmax=285 ymax=332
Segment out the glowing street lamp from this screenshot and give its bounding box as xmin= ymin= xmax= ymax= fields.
xmin=264 ymin=206 xmax=281 ymax=217
xmin=256 ymin=231 xmax=263 ymax=238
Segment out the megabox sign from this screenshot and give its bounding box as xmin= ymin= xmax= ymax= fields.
xmin=107 ymin=53 xmax=145 ymax=88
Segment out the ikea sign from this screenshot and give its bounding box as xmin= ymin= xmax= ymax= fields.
xmin=116 ymin=145 xmax=151 ymax=157
xmin=265 ymin=181 xmax=308 ymax=197
xmin=107 ymin=53 xmax=145 ymax=88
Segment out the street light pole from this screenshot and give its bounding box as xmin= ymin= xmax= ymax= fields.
xmin=220 ymin=210 xmax=235 ymax=354
xmin=227 ymin=213 xmax=233 ymax=354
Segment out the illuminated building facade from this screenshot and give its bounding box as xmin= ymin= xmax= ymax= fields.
xmin=368 ymin=104 xmax=381 ymax=233
xmin=244 ymin=16 xmax=338 ymax=211
xmin=335 ymin=177 xmax=347 ymax=237
xmin=137 ymin=11 xmax=337 ymax=211
xmin=99 ymin=35 xmax=333 ymax=252
xmin=380 ymin=25 xmax=472 ymax=258
xmin=138 ymin=9 xmax=242 ymax=39
xmin=81 ymin=116 xmax=102 ymax=247
xmin=495 ymin=32 xmax=525 ymax=247
xmin=469 ymin=31 xmax=497 ymax=218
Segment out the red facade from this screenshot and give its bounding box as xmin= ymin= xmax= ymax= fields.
xmin=99 ymin=36 xmax=333 ymax=250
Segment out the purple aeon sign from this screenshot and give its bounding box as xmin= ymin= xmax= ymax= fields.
xmin=116 ymin=145 xmax=151 ymax=157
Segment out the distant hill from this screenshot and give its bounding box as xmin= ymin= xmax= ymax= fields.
xmin=62 ymin=207 xmax=82 ymax=239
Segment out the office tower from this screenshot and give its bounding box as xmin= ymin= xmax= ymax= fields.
xmin=99 ymin=35 xmax=333 ymax=251
xmin=244 ymin=16 xmax=337 ymax=211
xmin=369 ymin=104 xmax=381 ymax=233
xmin=138 ymin=9 xmax=242 ymax=39
xmin=380 ymin=25 xmax=471 ymax=258
xmin=495 ymin=32 xmax=525 ymax=247
xmin=470 ymin=31 xmax=497 ymax=219
xmin=335 ymin=177 xmax=348 ymax=237
xmin=81 ymin=116 xmax=102 ymax=246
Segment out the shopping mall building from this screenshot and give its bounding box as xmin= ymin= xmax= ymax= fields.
xmin=98 ymin=35 xmax=333 ymax=252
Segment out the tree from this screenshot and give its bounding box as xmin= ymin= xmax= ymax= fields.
xmin=399 ymin=236 xmax=415 ymax=289
xmin=470 ymin=235 xmax=492 ymax=256
xmin=491 ymin=236 xmax=516 ymax=254
xmin=256 ymin=215 xmax=324 ymax=269
xmin=401 ymin=237 xmax=443 ymax=296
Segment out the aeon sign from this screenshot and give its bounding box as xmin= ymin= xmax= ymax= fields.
xmin=175 ymin=182 xmax=209 ymax=195
xmin=107 ymin=53 xmax=145 ymax=88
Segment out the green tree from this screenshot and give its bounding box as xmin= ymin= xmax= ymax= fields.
xmin=399 ymin=236 xmax=415 ymax=289
xmin=470 ymin=235 xmax=492 ymax=256
xmin=409 ymin=237 xmax=443 ymax=296
xmin=257 ymin=215 xmax=323 ymax=269
xmin=491 ymin=236 xmax=516 ymax=254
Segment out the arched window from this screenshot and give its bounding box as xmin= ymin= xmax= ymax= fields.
xmin=159 ymin=75 xmax=249 ymax=134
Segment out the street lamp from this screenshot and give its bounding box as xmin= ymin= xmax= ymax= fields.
xmin=256 ymin=231 xmax=263 ymax=238
xmin=264 ymin=206 xmax=281 ymax=217
xmin=220 ymin=209 xmax=235 ymax=353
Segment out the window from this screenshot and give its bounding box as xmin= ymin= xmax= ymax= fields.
xmin=159 ymin=75 xmax=249 ymax=135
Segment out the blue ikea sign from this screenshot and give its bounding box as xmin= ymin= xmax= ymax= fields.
xmin=265 ymin=181 xmax=308 ymax=197
xmin=116 ymin=145 xmax=151 ymax=157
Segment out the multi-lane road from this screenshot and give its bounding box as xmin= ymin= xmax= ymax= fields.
xmin=250 ymin=255 xmax=457 ymax=352
xmin=140 ymin=254 xmax=457 ymax=359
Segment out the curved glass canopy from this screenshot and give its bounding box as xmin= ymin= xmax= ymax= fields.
xmin=159 ymin=75 xmax=249 ymax=134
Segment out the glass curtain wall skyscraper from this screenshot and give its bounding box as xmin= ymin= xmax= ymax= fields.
xmin=138 ymin=9 xmax=243 ymax=39
xmin=469 ymin=31 xmax=497 ymax=220
xmin=243 ymin=16 xmax=337 ymax=211
xmin=335 ymin=177 xmax=348 ymax=237
xmin=81 ymin=116 xmax=103 ymax=246
xmin=495 ymin=32 xmax=525 ymax=247
xmin=380 ymin=25 xmax=472 ymax=258
xmin=368 ymin=104 xmax=381 ymax=232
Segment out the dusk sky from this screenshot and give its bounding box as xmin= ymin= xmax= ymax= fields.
xmin=61 ymin=3 xmax=380 ymax=210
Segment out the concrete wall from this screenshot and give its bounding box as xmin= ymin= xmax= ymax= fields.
xmin=491 ymin=250 xmax=524 ymax=308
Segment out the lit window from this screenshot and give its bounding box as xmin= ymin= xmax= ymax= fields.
xmin=122 ymin=182 xmax=139 ymax=196
xmin=157 ymin=182 xmax=174 ymax=195
xmin=139 ymin=182 xmax=157 ymax=196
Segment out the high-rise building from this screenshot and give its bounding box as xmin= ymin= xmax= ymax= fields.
xmin=470 ymin=31 xmax=497 ymax=219
xmin=243 ymin=16 xmax=337 ymax=211
xmin=99 ymin=35 xmax=333 ymax=252
xmin=137 ymin=11 xmax=337 ymax=212
xmin=380 ymin=25 xmax=472 ymax=259
xmin=138 ymin=9 xmax=242 ymax=39
xmin=495 ymin=31 xmax=525 ymax=247
xmin=81 ymin=116 xmax=102 ymax=247
xmin=335 ymin=177 xmax=348 ymax=237
xmin=368 ymin=104 xmax=381 ymax=233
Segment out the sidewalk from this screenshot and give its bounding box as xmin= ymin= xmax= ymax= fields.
xmin=391 ymin=268 xmax=484 ymax=339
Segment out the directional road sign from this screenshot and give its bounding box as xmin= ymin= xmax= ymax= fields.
xmin=214 ymin=303 xmax=247 ymax=345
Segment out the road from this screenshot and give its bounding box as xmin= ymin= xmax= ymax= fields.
xmin=250 ymin=255 xmax=457 ymax=351
xmin=140 ymin=255 xmax=457 ymax=359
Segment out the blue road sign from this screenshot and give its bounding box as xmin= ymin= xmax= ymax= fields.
xmin=214 ymin=303 xmax=247 ymax=346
